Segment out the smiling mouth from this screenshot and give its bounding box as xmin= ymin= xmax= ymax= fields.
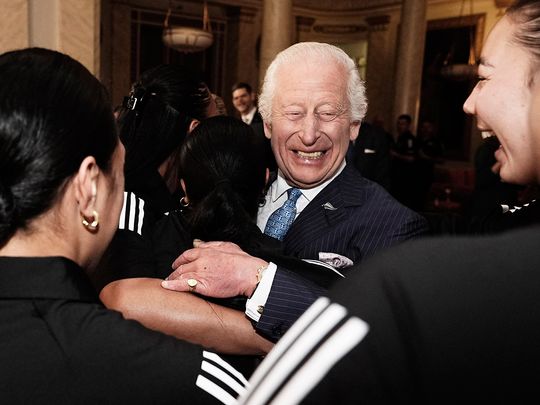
xmin=295 ymin=150 xmax=325 ymax=159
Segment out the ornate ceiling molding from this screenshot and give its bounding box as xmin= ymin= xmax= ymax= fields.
xmin=313 ymin=24 xmax=367 ymax=35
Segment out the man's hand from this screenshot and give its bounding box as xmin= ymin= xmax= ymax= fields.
xmin=161 ymin=241 xmax=269 ymax=298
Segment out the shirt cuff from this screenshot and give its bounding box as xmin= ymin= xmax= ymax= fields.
xmin=245 ymin=262 xmax=277 ymax=322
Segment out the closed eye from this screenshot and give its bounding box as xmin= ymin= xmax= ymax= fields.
xmin=284 ymin=111 xmax=304 ymax=121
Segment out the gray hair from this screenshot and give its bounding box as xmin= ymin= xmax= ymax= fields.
xmin=258 ymin=42 xmax=368 ymax=124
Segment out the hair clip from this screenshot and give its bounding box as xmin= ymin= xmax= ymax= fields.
xmin=125 ymin=93 xmax=141 ymax=111
xmin=123 ymin=89 xmax=156 ymax=112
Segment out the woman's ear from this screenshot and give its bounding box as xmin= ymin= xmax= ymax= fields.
xmin=180 ymin=178 xmax=188 ymax=198
xmin=74 ymin=156 xmax=100 ymax=218
xmin=188 ymin=119 xmax=200 ymax=134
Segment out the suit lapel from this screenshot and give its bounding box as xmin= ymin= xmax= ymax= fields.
xmin=284 ymin=165 xmax=368 ymax=253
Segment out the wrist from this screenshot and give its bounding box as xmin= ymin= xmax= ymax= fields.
xmin=244 ymin=260 xmax=269 ymax=297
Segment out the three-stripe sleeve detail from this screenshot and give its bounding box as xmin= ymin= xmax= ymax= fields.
xmin=118 ymin=192 xmax=145 ymax=235
xmin=196 ymin=351 xmax=248 ymax=404
xmin=240 ymin=297 xmax=369 ymax=404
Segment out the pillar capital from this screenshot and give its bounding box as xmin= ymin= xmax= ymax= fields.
xmin=365 ymin=15 xmax=390 ymax=32
xmin=237 ymin=6 xmax=258 ymax=23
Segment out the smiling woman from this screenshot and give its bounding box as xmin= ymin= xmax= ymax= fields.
xmin=463 ymin=0 xmax=540 ymax=186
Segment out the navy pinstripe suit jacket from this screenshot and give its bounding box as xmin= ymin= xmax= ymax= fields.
xmin=257 ymin=165 xmax=428 ymax=341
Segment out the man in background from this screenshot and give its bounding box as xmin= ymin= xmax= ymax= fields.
xmin=232 ymin=82 xmax=276 ymax=171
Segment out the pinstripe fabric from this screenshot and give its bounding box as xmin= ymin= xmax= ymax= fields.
xmin=257 ymin=269 xmax=326 ymax=339
xmin=284 ymin=165 xmax=428 ymax=263
xmin=257 ymin=165 xmax=428 ymax=341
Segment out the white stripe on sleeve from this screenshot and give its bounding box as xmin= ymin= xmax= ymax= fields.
xmin=270 ymin=317 xmax=368 ymax=404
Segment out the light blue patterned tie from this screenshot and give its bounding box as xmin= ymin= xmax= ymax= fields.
xmin=264 ymin=188 xmax=302 ymax=241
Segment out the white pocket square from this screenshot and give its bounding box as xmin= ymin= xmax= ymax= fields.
xmin=364 ymin=148 xmax=376 ymax=154
xmin=318 ymin=252 xmax=354 ymax=268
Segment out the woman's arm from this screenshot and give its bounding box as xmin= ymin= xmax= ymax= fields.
xmin=100 ymin=278 xmax=273 ymax=355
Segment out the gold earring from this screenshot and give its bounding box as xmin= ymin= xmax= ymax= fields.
xmin=81 ymin=210 xmax=99 ymax=231
xmin=180 ymin=196 xmax=190 ymax=208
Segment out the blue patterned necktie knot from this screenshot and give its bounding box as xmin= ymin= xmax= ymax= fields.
xmin=264 ymin=188 xmax=302 ymax=241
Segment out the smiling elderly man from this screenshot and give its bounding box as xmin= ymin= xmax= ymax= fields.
xmin=162 ymin=42 xmax=428 ymax=342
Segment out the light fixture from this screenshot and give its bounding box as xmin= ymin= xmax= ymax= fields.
xmin=162 ymin=1 xmax=213 ymax=53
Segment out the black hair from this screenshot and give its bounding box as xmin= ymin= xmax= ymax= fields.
xmin=179 ymin=116 xmax=266 ymax=244
xmin=398 ymin=114 xmax=412 ymax=124
xmin=0 ymin=48 xmax=117 ymax=245
xmin=231 ymin=82 xmax=253 ymax=94
xmin=118 ymin=64 xmax=212 ymax=195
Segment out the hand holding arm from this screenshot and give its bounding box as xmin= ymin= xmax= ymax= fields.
xmin=162 ymin=241 xmax=268 ymax=298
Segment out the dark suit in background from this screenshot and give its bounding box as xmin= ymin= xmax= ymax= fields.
xmin=250 ymin=109 xmax=277 ymax=172
xmin=347 ymin=121 xmax=393 ymax=190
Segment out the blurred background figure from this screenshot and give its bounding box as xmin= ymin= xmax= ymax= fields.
xmin=347 ymin=120 xmax=392 ymax=190
xmin=231 ymin=81 xmax=276 ymax=172
xmin=212 ymin=93 xmax=227 ymax=115
xmin=417 ymin=119 xmax=445 ymax=209
xmin=390 ymin=113 xmax=424 ymax=210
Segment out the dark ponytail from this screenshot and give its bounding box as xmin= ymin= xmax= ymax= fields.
xmin=117 ymin=64 xmax=212 ymax=195
xmin=0 ymin=48 xmax=117 ymax=245
xmin=179 ymin=116 xmax=266 ymax=244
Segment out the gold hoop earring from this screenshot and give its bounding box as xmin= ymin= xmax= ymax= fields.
xmin=81 ymin=210 xmax=99 ymax=231
xmin=180 ymin=196 xmax=190 ymax=208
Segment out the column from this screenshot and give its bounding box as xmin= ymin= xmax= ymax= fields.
xmin=27 ymin=0 xmax=100 ymax=75
xmin=259 ymin=0 xmax=293 ymax=84
xmin=392 ymin=0 xmax=427 ymax=133
xmin=110 ymin=3 xmax=131 ymax=106
xmin=365 ymin=15 xmax=392 ymax=128
xmin=234 ymin=7 xmax=260 ymax=90
xmin=0 ymin=0 xmax=29 ymax=52
xmin=57 ymin=0 xmax=101 ymax=76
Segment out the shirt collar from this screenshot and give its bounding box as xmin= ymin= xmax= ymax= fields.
xmin=271 ymin=161 xmax=347 ymax=203
xmin=241 ymin=106 xmax=257 ymax=124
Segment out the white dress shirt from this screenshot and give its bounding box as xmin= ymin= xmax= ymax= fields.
xmin=246 ymin=162 xmax=347 ymax=322
xmin=241 ymin=106 xmax=257 ymax=125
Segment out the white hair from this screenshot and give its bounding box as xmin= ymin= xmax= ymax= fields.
xmin=258 ymin=42 xmax=368 ymax=124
